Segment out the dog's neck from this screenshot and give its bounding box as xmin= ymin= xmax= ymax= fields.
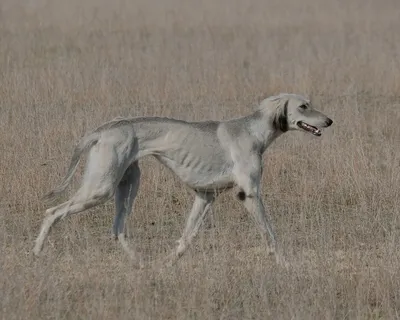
xmin=247 ymin=110 xmax=284 ymax=154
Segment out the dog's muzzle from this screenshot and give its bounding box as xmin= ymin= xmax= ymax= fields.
xmin=297 ymin=121 xmax=322 ymax=136
xmin=297 ymin=118 xmax=333 ymax=137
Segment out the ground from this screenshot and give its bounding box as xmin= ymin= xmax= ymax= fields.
xmin=1 ymin=0 xmax=400 ymax=319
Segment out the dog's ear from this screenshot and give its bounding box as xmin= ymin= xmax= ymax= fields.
xmin=273 ymin=99 xmax=289 ymax=132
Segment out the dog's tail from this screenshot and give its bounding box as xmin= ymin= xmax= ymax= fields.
xmin=42 ymin=133 xmax=100 ymax=202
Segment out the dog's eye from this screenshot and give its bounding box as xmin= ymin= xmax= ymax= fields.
xmin=299 ymin=104 xmax=307 ymax=110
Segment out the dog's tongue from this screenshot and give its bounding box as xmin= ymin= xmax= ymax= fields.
xmin=303 ymin=122 xmax=321 ymax=136
xmin=307 ymin=124 xmax=319 ymax=134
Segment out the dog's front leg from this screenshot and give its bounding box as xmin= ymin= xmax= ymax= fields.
xmin=242 ymin=194 xmax=276 ymax=253
xmin=233 ymin=157 xmax=288 ymax=268
xmin=241 ymin=193 xmax=289 ymax=268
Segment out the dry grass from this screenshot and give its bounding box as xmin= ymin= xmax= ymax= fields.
xmin=1 ymin=0 xmax=400 ymax=318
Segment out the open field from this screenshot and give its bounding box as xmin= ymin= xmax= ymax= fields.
xmin=1 ymin=0 xmax=400 ymax=318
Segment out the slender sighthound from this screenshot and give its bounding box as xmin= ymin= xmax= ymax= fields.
xmin=33 ymin=93 xmax=333 ymax=269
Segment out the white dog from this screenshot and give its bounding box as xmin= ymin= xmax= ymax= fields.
xmin=33 ymin=93 xmax=333 ymax=268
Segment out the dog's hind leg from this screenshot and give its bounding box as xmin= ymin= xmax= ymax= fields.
xmin=33 ymin=199 xmax=73 ymax=256
xmin=33 ymin=187 xmax=114 ymax=256
xmin=33 ymin=142 xmax=125 ymax=256
xmin=113 ymin=161 xmax=142 ymax=267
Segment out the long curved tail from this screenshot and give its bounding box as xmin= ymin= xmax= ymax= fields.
xmin=42 ymin=133 xmax=99 ymax=202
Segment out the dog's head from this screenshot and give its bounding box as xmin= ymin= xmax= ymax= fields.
xmin=263 ymin=93 xmax=333 ymax=136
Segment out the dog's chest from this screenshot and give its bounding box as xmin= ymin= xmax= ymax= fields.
xmin=154 ymin=148 xmax=233 ymax=189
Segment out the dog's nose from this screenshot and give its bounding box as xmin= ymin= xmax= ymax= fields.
xmin=325 ymin=118 xmax=333 ymax=127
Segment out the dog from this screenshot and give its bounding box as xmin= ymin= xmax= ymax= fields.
xmin=33 ymin=93 xmax=333 ymax=268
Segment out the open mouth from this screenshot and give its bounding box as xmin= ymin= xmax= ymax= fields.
xmin=297 ymin=121 xmax=322 ymax=136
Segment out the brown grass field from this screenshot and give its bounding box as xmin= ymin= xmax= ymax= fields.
xmin=1 ymin=0 xmax=400 ymax=318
